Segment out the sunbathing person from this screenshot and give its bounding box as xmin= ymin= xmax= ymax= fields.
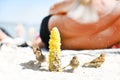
xmin=0 ymin=27 xmax=26 ymax=46
xmin=0 ymin=27 xmax=44 ymax=48
xmin=32 ymin=0 xmax=120 ymax=50
xmin=0 ymin=27 xmax=13 ymax=43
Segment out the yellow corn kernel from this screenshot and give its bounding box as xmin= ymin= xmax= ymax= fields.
xmin=48 ymin=27 xmax=62 ymax=71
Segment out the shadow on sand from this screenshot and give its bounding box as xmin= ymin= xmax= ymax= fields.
xmin=20 ymin=60 xmax=49 ymax=72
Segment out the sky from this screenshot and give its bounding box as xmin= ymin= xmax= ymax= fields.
xmin=0 ymin=0 xmax=59 ymax=24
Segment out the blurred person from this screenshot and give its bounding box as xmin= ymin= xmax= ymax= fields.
xmin=15 ymin=24 xmax=26 ymax=39
xmin=28 ymin=26 xmax=36 ymax=40
xmin=0 ymin=27 xmax=42 ymax=47
xmin=0 ymin=27 xmax=13 ymax=44
xmin=14 ymin=0 xmax=120 ymax=50
xmin=0 ymin=27 xmax=26 ymax=46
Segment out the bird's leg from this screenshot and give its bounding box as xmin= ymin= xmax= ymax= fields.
xmin=34 ymin=61 xmax=41 ymax=67
xmin=63 ymin=64 xmax=70 ymax=70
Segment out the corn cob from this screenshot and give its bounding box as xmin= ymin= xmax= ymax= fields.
xmin=48 ymin=27 xmax=62 ymax=71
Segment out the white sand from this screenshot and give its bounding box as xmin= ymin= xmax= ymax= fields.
xmin=0 ymin=44 xmax=120 ymax=80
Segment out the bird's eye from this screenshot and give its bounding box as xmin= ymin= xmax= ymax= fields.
xmin=36 ymin=48 xmax=39 ymax=50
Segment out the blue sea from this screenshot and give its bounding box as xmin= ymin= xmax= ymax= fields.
xmin=0 ymin=22 xmax=40 ymax=40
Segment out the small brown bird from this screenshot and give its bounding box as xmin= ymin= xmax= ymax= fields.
xmin=82 ymin=53 xmax=105 ymax=68
xmin=64 ymin=56 xmax=80 ymax=70
xmin=32 ymin=45 xmax=40 ymax=54
xmin=32 ymin=45 xmax=46 ymax=66
xmin=51 ymin=52 xmax=62 ymax=72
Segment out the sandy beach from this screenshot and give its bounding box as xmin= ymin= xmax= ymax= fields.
xmin=0 ymin=44 xmax=120 ymax=80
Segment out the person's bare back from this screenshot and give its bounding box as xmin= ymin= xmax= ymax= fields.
xmin=48 ymin=0 xmax=120 ymax=50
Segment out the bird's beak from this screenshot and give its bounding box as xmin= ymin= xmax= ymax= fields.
xmin=81 ymin=0 xmax=91 ymax=5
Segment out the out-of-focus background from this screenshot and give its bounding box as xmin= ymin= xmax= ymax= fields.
xmin=0 ymin=0 xmax=59 ymax=40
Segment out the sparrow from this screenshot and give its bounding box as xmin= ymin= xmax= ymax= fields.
xmin=64 ymin=56 xmax=80 ymax=70
xmin=82 ymin=53 xmax=105 ymax=68
xmin=32 ymin=45 xmax=46 ymax=66
xmin=32 ymin=45 xmax=40 ymax=54
xmin=51 ymin=52 xmax=62 ymax=72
